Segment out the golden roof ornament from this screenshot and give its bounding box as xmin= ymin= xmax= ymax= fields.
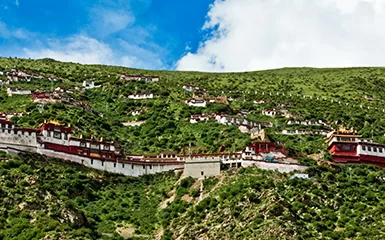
xmin=338 ymin=125 xmax=354 ymax=134
xmin=48 ymin=120 xmax=63 ymax=126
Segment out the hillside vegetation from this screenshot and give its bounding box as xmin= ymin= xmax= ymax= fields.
xmin=1 ymin=153 xmax=385 ymax=239
xmin=3 ymin=58 xmax=385 ymax=239
xmin=2 ymin=57 xmax=385 ymax=156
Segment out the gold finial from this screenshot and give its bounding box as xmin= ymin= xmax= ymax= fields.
xmin=80 ymin=134 xmax=83 ymax=139
xmin=338 ymin=125 xmax=354 ymax=134
xmin=48 ymin=120 xmax=62 ymax=126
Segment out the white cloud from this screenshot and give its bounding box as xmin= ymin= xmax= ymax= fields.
xmin=24 ymin=35 xmax=115 ymax=65
xmin=118 ymin=39 xmax=165 ymax=69
xmin=89 ymin=8 xmax=135 ymax=37
xmin=177 ymin=0 xmax=385 ymax=72
xmin=15 ymin=0 xmax=19 ymax=7
xmin=0 ymin=21 xmax=30 ymax=39
xmin=23 ymin=35 xmax=165 ymax=69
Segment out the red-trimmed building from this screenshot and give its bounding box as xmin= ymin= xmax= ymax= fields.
xmin=37 ymin=120 xmax=122 ymax=162
xmin=327 ymin=126 xmax=385 ymax=167
xmin=242 ymin=142 xmax=286 ymax=160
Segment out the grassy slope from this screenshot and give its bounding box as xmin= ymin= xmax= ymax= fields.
xmin=164 ymin=165 xmax=385 ymax=240
xmin=1 ymin=145 xmax=385 ymax=239
xmin=0 ymin=153 xmax=179 ymax=240
xmin=2 ymin=58 xmax=385 ymax=156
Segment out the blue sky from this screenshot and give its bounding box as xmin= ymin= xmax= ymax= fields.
xmin=1 ymin=0 xmax=385 ymax=72
xmin=0 ymin=0 xmax=214 ymax=69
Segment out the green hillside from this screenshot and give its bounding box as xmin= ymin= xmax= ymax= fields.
xmin=1 ymin=153 xmax=385 ymax=239
xmin=1 ymin=57 xmax=385 ymax=156
xmin=2 ymin=57 xmax=385 ymax=239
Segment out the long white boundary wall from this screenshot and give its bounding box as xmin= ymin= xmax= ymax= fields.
xmin=0 ymin=140 xmax=308 ymax=177
xmin=37 ymin=149 xmax=184 ymax=177
xmin=242 ymin=160 xmax=308 ymax=173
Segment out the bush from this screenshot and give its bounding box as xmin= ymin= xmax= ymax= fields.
xmin=180 ymin=177 xmax=195 ymax=189
xmin=190 ymin=189 xmax=200 ymax=197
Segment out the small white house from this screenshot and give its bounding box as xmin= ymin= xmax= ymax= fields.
xmin=128 ymin=93 xmax=154 ymax=99
xmin=239 ymin=124 xmax=260 ymax=134
xmin=144 ymin=76 xmax=159 ymax=82
xmin=121 ymin=121 xmax=145 ymax=127
xmin=7 ymin=88 xmax=32 ymax=96
xmin=254 ymin=99 xmax=265 ymax=104
xmin=0 ymin=80 xmax=10 ymax=85
xmin=290 ymin=174 xmax=309 ymax=179
xmin=83 ymin=80 xmax=95 ymax=89
xmin=120 ymin=74 xmax=159 ymax=82
xmin=185 ymin=99 xmax=207 ymax=107
xmin=182 ymin=84 xmax=200 ymax=92
xmin=190 ymin=114 xmax=211 ymax=123
xmin=262 ymin=109 xmax=278 ymax=117
xmin=131 ymin=108 xmax=147 ymax=116
xmin=55 ymin=86 xmax=73 ymax=94
xmin=215 ymin=114 xmax=229 ymax=125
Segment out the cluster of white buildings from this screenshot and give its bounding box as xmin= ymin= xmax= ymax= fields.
xmin=0 ymin=111 xmax=28 ymax=120
xmin=120 ymin=74 xmax=159 ymax=83
xmin=184 ymin=96 xmax=228 ymax=107
xmin=127 ymin=93 xmax=154 ymax=100
xmin=1 ymin=68 xmax=46 ymax=82
xmin=262 ymin=108 xmax=293 ymax=118
xmin=280 ymin=129 xmax=329 ymax=136
xmin=189 ymin=113 xmax=271 ymax=134
xmin=182 ymin=84 xmax=205 ymax=92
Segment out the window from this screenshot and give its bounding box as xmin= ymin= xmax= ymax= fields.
xmin=104 ymin=145 xmax=110 ymax=150
xmin=201 ymin=171 xmax=204 ymax=176
xmin=342 ymin=144 xmax=351 ymax=151
xmin=122 ymin=163 xmax=125 ymax=168
xmin=90 ymin=144 xmax=99 ymax=150
xmin=368 ymin=147 xmax=372 ymax=151
xmin=374 ymin=148 xmax=377 ymax=152
xmin=80 ymin=142 xmax=86 ymax=147
xmin=63 ymin=134 xmax=68 ymax=140
xmin=150 ymin=165 xmax=152 ymax=170
xmin=114 ymin=163 xmax=116 ymax=167
xmin=362 ymin=146 xmax=366 ymax=151
xmin=143 ymin=165 xmax=145 ymax=169
xmin=91 ymin=159 xmax=93 ymax=165
xmin=101 ymin=161 xmax=104 ymax=166
xmin=380 ymin=148 xmax=383 ymax=153
xmin=53 ymin=132 xmax=61 ymax=139
xmin=131 ymin=165 xmax=134 ymax=169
